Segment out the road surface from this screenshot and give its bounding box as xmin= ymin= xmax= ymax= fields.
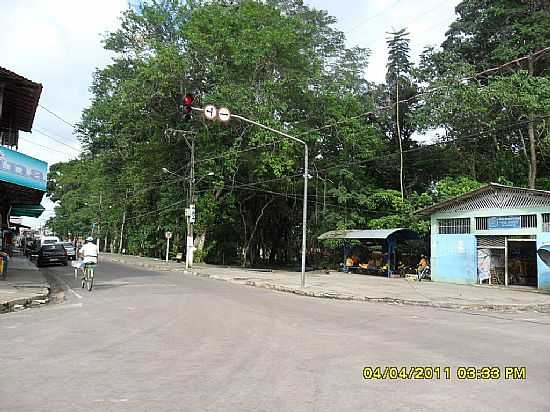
xmin=1 ymin=260 xmax=549 ymax=411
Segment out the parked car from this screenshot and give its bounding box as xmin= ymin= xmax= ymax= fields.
xmin=59 ymin=242 xmax=77 ymax=260
xmin=36 ymin=244 xmax=68 ymax=267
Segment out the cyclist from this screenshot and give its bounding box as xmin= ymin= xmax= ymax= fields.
xmin=79 ymin=236 xmax=99 ymax=269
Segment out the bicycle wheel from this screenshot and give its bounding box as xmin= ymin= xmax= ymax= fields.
xmin=81 ymin=266 xmax=87 ymax=288
xmin=86 ymin=267 xmax=94 ymax=291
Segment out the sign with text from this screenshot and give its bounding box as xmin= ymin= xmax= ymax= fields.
xmin=488 ymin=216 xmax=521 ymax=230
xmin=0 ymin=147 xmax=47 ymax=191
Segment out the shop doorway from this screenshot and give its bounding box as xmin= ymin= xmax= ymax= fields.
xmin=476 ymin=236 xmax=505 ymax=285
xmin=507 ymin=240 xmax=537 ymax=287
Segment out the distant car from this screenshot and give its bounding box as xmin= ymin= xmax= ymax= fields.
xmin=36 ymin=244 xmax=68 ymax=267
xmin=59 ymin=242 xmax=77 ymax=260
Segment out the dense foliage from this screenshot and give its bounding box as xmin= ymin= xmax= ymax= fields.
xmin=46 ymin=0 xmax=550 ymax=267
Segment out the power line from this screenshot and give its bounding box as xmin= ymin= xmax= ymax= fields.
xmin=38 ymin=104 xmax=76 ymax=128
xmin=32 ymin=128 xmax=81 ymax=153
xmin=189 ymin=48 xmax=550 ymax=166
xmin=347 ymin=0 xmax=402 ymax=35
xmin=19 ymin=136 xmax=76 ymax=157
xmin=296 ymin=47 xmax=550 ymax=138
xmin=35 ymin=125 xmax=81 ymax=144
xmin=66 ymin=115 xmax=550 ymax=219
xmin=310 ymin=114 xmax=550 ymax=176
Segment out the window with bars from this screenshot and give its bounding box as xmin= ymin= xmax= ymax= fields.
xmin=521 ymin=214 xmax=537 ymax=228
xmin=476 ymin=217 xmax=488 ymax=230
xmin=543 ymin=214 xmax=550 ymax=232
xmin=438 ymin=218 xmax=471 ymax=234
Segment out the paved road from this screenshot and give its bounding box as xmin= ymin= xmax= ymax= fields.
xmin=1 ymin=260 xmax=549 ymax=411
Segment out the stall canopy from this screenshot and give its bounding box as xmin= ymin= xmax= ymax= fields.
xmin=10 ymin=204 xmax=45 ymax=218
xmin=0 ymin=146 xmax=47 ymax=219
xmin=318 ymin=228 xmax=418 ymax=241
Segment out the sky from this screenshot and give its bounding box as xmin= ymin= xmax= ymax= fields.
xmin=0 ymin=0 xmax=460 ymax=229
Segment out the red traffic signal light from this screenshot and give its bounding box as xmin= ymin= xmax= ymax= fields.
xmin=183 ymin=93 xmax=194 ymax=106
xmin=182 ymin=93 xmax=194 ymax=116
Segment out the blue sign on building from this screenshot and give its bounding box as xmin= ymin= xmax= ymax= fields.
xmin=488 ymin=216 xmax=521 ymax=229
xmin=0 ymin=146 xmax=47 ymax=191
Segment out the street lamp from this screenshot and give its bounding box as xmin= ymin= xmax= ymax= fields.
xmin=191 ymin=106 xmax=309 ymax=288
xmin=230 ymin=114 xmax=309 ymax=288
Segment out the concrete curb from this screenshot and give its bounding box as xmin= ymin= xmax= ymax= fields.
xmin=0 ymin=288 xmax=50 ymax=314
xmin=105 ymin=255 xmax=550 ymax=312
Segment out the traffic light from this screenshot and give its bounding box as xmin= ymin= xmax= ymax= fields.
xmin=182 ymin=93 xmax=194 ymax=120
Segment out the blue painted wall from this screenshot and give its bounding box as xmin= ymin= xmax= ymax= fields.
xmin=432 ymin=234 xmax=477 ymax=284
xmin=537 ymin=234 xmax=550 ymax=289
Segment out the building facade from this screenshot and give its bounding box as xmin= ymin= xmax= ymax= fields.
xmin=0 ymin=66 xmax=46 ymax=254
xmin=422 ymin=184 xmax=550 ymax=289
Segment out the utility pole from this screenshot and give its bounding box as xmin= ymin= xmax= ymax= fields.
xmin=186 ymin=135 xmax=195 ymax=269
xmin=98 ymin=193 xmax=102 ymax=249
xmin=118 ymin=190 xmax=128 ymax=254
xmin=164 ymin=129 xmax=197 ymax=269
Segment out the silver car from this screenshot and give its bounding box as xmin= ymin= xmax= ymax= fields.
xmin=59 ymin=242 xmax=77 ymax=260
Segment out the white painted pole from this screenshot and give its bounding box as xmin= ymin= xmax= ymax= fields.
xmin=231 ymin=113 xmax=308 ymax=288
xmin=166 ymin=237 xmax=170 ymax=262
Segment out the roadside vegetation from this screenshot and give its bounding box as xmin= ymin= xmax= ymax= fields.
xmin=47 ymin=0 xmax=550 ymax=266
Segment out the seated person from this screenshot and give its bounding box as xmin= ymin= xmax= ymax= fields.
xmin=418 ymin=255 xmax=429 ymax=271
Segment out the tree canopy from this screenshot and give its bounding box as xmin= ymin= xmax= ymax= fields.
xmin=46 ymin=0 xmax=550 ymax=267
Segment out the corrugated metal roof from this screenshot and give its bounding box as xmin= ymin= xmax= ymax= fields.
xmin=418 ymin=183 xmax=550 ymax=216
xmin=318 ymin=228 xmax=417 ymax=240
xmin=0 ymin=66 xmax=43 ymax=133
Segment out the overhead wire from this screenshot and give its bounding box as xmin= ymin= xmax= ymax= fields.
xmin=67 ymin=114 xmax=550 ymax=221
xmin=32 ymin=128 xmax=81 ymax=153
xmin=347 ymin=0 xmax=402 ymax=35
xmin=46 ymin=50 xmax=550 ymax=222
xmin=187 ymin=48 xmax=550 ymax=168
xmin=38 ymin=104 xmax=76 ymax=128
xmin=19 ymin=136 xmax=77 ymax=157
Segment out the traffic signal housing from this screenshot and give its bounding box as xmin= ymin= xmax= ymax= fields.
xmin=182 ymin=93 xmax=194 ymax=120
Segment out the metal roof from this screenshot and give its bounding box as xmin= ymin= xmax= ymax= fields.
xmin=418 ymin=183 xmax=550 ymax=216
xmin=318 ymin=228 xmax=418 ymax=240
xmin=0 ymin=66 xmax=43 ymax=133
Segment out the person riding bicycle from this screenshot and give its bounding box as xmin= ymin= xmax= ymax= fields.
xmin=79 ymin=236 xmax=99 ymax=268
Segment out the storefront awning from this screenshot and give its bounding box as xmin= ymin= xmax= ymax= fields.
xmin=10 ymin=204 xmax=45 ymax=218
xmin=10 ymin=205 xmax=46 ymax=217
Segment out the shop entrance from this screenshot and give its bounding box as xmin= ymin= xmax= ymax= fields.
xmin=476 ymin=236 xmax=505 ymax=285
xmin=476 ymin=236 xmax=538 ymax=287
xmin=507 ymin=240 xmax=537 ymax=287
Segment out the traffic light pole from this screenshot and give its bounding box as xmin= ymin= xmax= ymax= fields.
xmin=217 ymin=111 xmax=309 ymax=288
xmin=185 ymin=135 xmax=195 ymax=270
xmin=164 ymin=128 xmax=196 ymax=270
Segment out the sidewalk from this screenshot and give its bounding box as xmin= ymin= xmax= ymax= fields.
xmin=104 ymin=253 xmax=550 ymax=312
xmin=0 ymin=255 xmax=50 ymax=314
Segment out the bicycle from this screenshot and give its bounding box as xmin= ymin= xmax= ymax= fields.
xmin=81 ymin=263 xmax=95 ymax=291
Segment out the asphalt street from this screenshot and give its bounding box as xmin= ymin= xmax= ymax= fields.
xmin=1 ymin=260 xmax=550 ymax=411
